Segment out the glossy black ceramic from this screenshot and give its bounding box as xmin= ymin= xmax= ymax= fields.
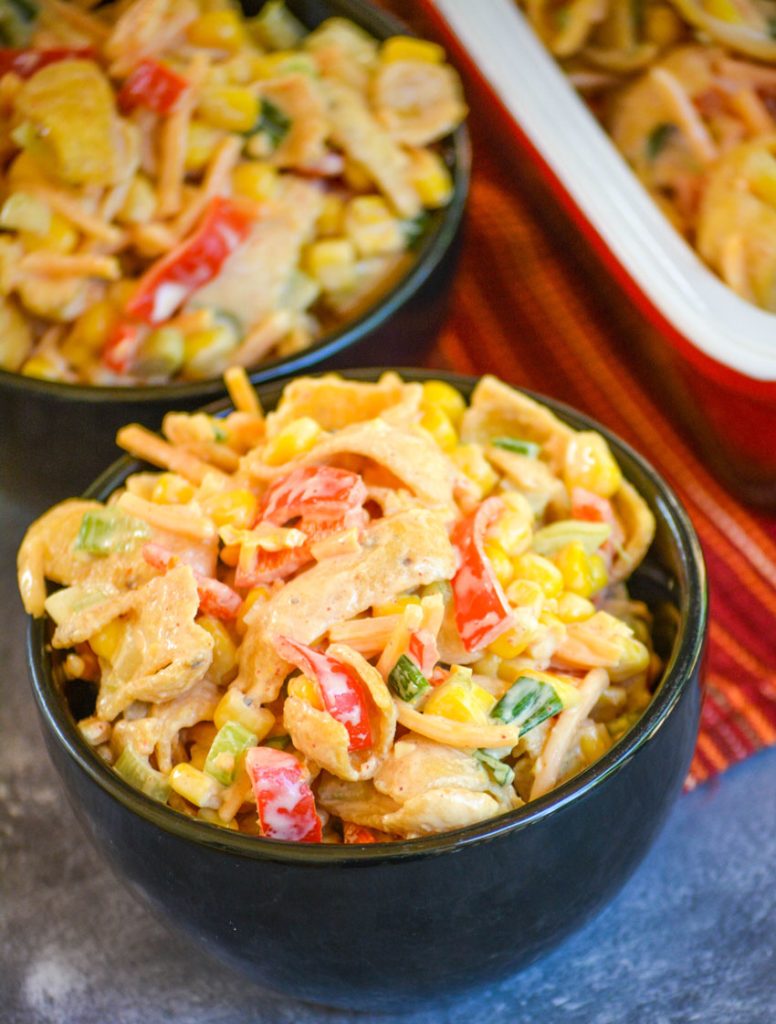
xmin=26 ymin=370 xmax=707 ymax=1012
xmin=0 ymin=0 xmax=469 ymax=505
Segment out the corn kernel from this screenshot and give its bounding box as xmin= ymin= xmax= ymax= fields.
xmin=373 ymin=594 xmax=422 ymax=617
xmin=589 ymin=553 xmax=608 ymax=595
xmin=491 ymin=509 xmax=532 ymax=558
xmin=20 ymin=212 xmax=78 ymax=254
xmin=343 ymin=157 xmax=372 ymax=192
xmin=89 ymin=619 xmax=124 ymax=661
xmin=250 ymin=50 xmax=316 ymax=79
xmin=488 ymin=625 xmax=532 ymax=660
xmin=554 ymin=541 xmax=594 ymax=598
xmin=263 ymin=416 xmax=322 ymax=465
xmin=302 ymin=238 xmax=357 ymax=292
xmin=421 ymin=379 xmax=466 ymax=427
xmin=381 ymin=35 xmax=446 ymax=64
xmin=506 ymin=578 xmax=544 ymax=609
xmin=0 ymin=191 xmax=51 ymax=234
xmin=204 ymin=488 xmax=258 ymax=529
xmin=609 ymin=637 xmax=651 ymax=683
xmin=189 ymin=743 xmax=209 ymax=771
xmin=7 ymin=150 xmax=47 ymax=187
xmin=288 ymin=673 xmax=324 ymax=710
xmin=214 ymin=687 xmax=275 ymax=739
xmin=150 ymin=472 xmax=195 ymax=505
xmin=183 ymin=324 xmax=239 ymax=379
xmin=580 ymin=723 xmax=612 ymax=763
xmin=343 ymin=195 xmax=404 ymax=257
xmin=170 ymin=763 xmax=222 ymax=809
xmin=198 ymin=85 xmax=259 ymax=133
xmin=451 ymin=443 xmax=498 ymax=499
xmin=564 ymin=431 xmax=622 ymax=498
xmin=556 ymin=591 xmax=596 ymax=623
xmin=408 ymin=148 xmax=454 ymax=209
xmin=236 ymin=585 xmax=271 ymax=633
xmin=419 ymin=404 xmax=458 ymax=452
xmin=704 ymin=0 xmax=744 ymax=21
xmin=20 ymin=354 xmax=63 ymax=381
xmin=484 ymin=542 xmax=514 ymax=589
xmin=317 ymin=194 xmax=345 ymax=236
xmin=644 ymin=4 xmax=684 ymax=46
xmin=511 ymin=552 xmax=564 ymax=599
xmin=188 ymin=10 xmax=247 ymax=51
xmin=423 ymin=670 xmax=495 ymax=723
xmin=198 ymin=807 xmax=240 ymax=829
xmin=232 ymin=161 xmax=278 ymax=203
xmin=185 ymin=120 xmax=223 ymax=173
xmin=198 ymin=616 xmax=238 ymax=684
xmin=60 ymin=300 xmax=117 ymax=369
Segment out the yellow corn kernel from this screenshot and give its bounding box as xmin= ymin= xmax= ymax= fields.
xmin=511 ymin=551 xmax=564 ymax=599
xmin=236 ymin=585 xmax=271 ymax=633
xmin=89 ymin=619 xmax=124 ymax=661
xmin=421 ymin=380 xmax=466 ymax=427
xmin=60 ymin=300 xmax=117 ymax=369
xmin=519 ymin=669 xmax=582 ymax=710
xmin=263 ymin=416 xmax=322 ymax=466
xmin=214 ymin=687 xmax=275 ymax=739
xmin=170 ymin=763 xmax=222 ymax=809
xmin=644 ymin=4 xmax=684 ymax=46
xmin=250 ymin=50 xmax=316 ymax=80
xmin=564 ymin=431 xmax=622 ymax=498
xmin=553 ymin=541 xmax=594 ymax=598
xmin=373 ymin=594 xmax=421 ymax=617
xmin=288 ymin=673 xmax=324 ymax=711
xmin=150 ymin=472 xmax=195 ymax=505
xmin=198 ymin=616 xmax=238 ymax=684
xmin=589 ymin=553 xmax=608 ymax=595
xmin=579 ymin=723 xmax=612 ymax=763
xmin=232 ymin=161 xmax=278 ymax=203
xmin=488 ymin=625 xmax=532 ymax=660
xmin=381 ymin=35 xmax=446 ymax=64
xmin=423 ymin=671 xmax=495 ymax=724
xmin=556 ymin=591 xmax=596 ymax=623
xmin=419 ymin=405 xmax=458 ymax=452
xmin=198 ymin=807 xmax=240 ymax=829
xmin=183 ymin=324 xmax=239 ymax=379
xmin=343 ymin=195 xmax=404 ymax=258
xmin=7 ymin=150 xmax=48 ymax=187
xmin=20 ymin=212 xmax=78 ymax=254
xmin=189 ymin=743 xmax=209 ymax=771
xmin=185 ymin=120 xmax=223 ymax=173
xmin=204 ymin=488 xmax=258 ymax=529
xmin=20 ymin=354 xmax=63 ymax=381
xmin=491 ymin=509 xmax=532 ymax=558
xmin=472 ymin=653 xmax=501 ymax=678
xmin=188 ymin=9 xmax=247 ymax=51
xmin=408 ymin=148 xmax=454 ymax=209
xmin=484 ymin=542 xmax=514 ymax=589
xmin=506 ymin=578 xmax=544 ymax=609
xmin=317 ymin=194 xmax=345 ymax=236
xmin=198 ymin=85 xmax=259 ymax=133
xmin=609 ymin=637 xmax=651 ymax=683
xmin=0 ymin=191 xmax=50 ymax=234
xmin=343 ymin=157 xmax=372 ymax=192
xmin=302 ymin=238 xmax=357 ymax=292
xmin=451 ymin=443 xmax=498 ymax=499
xmin=704 ymin=0 xmax=744 ymax=21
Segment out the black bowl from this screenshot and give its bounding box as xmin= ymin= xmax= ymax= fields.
xmin=0 ymin=0 xmax=470 ymax=508
xmin=26 ymin=369 xmax=707 ymax=1012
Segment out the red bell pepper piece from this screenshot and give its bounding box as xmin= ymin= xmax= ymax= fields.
xmin=234 ymin=542 xmax=312 ymax=589
xmin=274 ymin=636 xmax=373 ymax=752
xmin=570 ymin=487 xmax=623 ymax=562
xmin=102 ymin=323 xmax=141 ymax=375
xmin=117 ymin=59 xmax=189 ymax=114
xmin=343 ymin=822 xmax=379 ymax=844
xmin=142 ymin=543 xmax=242 ymax=619
xmin=408 ymin=630 xmax=438 ymax=677
xmin=259 ymin=466 xmax=368 ymax=528
xmin=450 ymin=497 xmax=514 ymax=652
xmin=245 ymin=746 xmax=322 ymax=842
xmin=126 ymin=196 xmax=257 ymax=324
xmin=0 ymin=47 xmax=96 ymax=79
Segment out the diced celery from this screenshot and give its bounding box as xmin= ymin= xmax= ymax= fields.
xmin=491 ymin=437 xmax=541 ymax=458
xmin=114 ymin=747 xmax=170 ymax=803
xmin=532 ymin=519 xmax=611 ymax=557
xmin=474 ymin=749 xmax=515 ymax=786
xmin=402 ymin=211 xmax=431 ymax=250
xmin=204 ymin=721 xmax=258 ymax=786
xmin=491 ymin=676 xmax=563 ymax=735
xmin=249 ymin=0 xmax=306 ymax=50
xmin=388 ymin=654 xmax=430 ymax=703
xmin=76 ymin=508 xmax=150 ymax=556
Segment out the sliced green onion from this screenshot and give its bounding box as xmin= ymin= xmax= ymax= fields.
xmin=474 ymin=749 xmax=515 ymax=786
xmin=204 ymin=721 xmax=258 ymax=786
xmin=491 ymin=437 xmax=541 ymax=458
xmin=263 ymin=735 xmax=291 ymax=750
xmin=491 ymin=675 xmax=563 ymax=736
xmin=250 ymin=98 xmax=291 ymax=150
xmin=646 ymin=122 xmax=675 ymax=161
xmin=249 ymin=0 xmax=306 ymax=50
xmin=388 ymin=654 xmax=430 ymax=703
xmin=115 ymin=747 xmax=170 ymax=803
xmin=75 ymin=508 xmax=150 ymax=556
xmin=532 ymin=519 xmax=611 ymax=557
xmin=402 ymin=210 xmax=431 ymax=250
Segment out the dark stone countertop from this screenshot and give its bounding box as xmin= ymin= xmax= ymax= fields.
xmin=3 ymin=478 xmax=775 ymax=1024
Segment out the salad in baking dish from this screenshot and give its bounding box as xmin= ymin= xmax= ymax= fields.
xmin=18 ymin=370 xmax=659 ymax=842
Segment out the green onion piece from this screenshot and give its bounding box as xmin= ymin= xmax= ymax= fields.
xmin=532 ymin=519 xmax=611 ymax=557
xmin=402 ymin=210 xmax=431 ymax=250
xmin=204 ymin=721 xmax=258 ymax=786
xmin=115 ymin=747 xmax=170 ymax=803
xmin=135 ymin=326 xmax=184 ymax=379
xmin=388 ymin=654 xmax=430 ymax=703
xmin=491 ymin=675 xmax=563 ymax=736
xmin=646 ymin=122 xmax=675 ymax=161
xmin=251 ymin=98 xmax=291 ymax=150
xmin=491 ymin=437 xmax=541 ymax=458
xmin=249 ymin=0 xmax=306 ymax=50
xmin=264 ymin=735 xmax=290 ymax=750
xmin=76 ymin=508 xmax=150 ymax=556
xmin=474 ymin=749 xmax=515 ymax=786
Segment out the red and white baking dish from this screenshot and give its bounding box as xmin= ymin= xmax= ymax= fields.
xmin=421 ymin=0 xmax=776 ymax=505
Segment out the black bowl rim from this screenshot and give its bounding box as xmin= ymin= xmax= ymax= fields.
xmin=26 ymin=367 xmax=708 ymax=865
xmin=0 ymin=0 xmax=470 ymax=407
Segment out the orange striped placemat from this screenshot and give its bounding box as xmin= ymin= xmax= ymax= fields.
xmin=386 ymin=2 xmax=776 ymax=786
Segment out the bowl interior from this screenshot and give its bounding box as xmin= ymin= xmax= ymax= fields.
xmin=28 ymin=368 xmax=707 ymax=863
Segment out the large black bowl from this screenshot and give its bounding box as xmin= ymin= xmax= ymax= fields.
xmin=26 ymin=369 xmax=707 ymax=1012
xmin=0 ymin=0 xmax=469 ymax=508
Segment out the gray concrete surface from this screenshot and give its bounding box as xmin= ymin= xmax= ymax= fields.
xmin=2 ymin=480 xmax=774 ymax=1024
